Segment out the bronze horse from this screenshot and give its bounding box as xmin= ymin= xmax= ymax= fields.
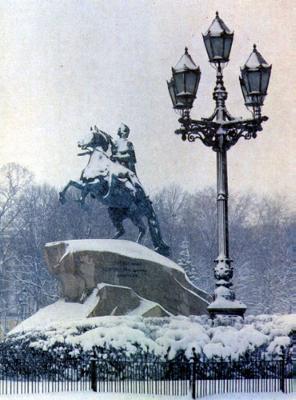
xmin=59 ymin=130 xmax=170 ymax=257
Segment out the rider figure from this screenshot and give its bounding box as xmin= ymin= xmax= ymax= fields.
xmin=75 ymin=124 xmax=138 ymax=206
xmin=111 ymin=124 xmax=137 ymax=174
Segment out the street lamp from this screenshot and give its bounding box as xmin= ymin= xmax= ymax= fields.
xmin=167 ymin=12 xmax=271 ymax=318
xmin=167 ymin=47 xmax=201 ymax=111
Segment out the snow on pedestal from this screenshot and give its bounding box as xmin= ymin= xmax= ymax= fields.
xmin=207 ymin=296 xmax=247 ymax=316
xmin=44 ymin=239 xmax=211 ymax=318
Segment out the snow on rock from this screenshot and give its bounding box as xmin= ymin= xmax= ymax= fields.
xmin=44 ymin=239 xmax=210 ymax=316
xmin=45 ymin=239 xmax=183 ymax=272
xmin=11 ymin=290 xmax=101 ymax=333
xmin=11 ymin=285 xmax=171 ymax=334
xmin=8 ymin=313 xmax=296 ymax=360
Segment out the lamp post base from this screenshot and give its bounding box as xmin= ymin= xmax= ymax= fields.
xmin=207 ymin=298 xmax=247 ymax=318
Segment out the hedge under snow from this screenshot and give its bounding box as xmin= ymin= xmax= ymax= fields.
xmin=5 ymin=313 xmax=295 ymax=362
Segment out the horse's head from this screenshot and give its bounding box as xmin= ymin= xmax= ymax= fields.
xmin=78 ymin=126 xmax=110 ymax=152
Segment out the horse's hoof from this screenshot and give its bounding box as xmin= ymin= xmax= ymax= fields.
xmin=156 ymin=244 xmax=170 ymax=257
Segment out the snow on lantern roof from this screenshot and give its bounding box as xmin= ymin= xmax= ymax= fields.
xmin=205 ymin=11 xmax=233 ymax=36
xmin=244 ymin=44 xmax=270 ymax=69
xmin=174 ymin=47 xmax=199 ymax=72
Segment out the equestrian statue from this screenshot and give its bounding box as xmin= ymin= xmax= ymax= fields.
xmin=59 ymin=124 xmax=170 ymax=257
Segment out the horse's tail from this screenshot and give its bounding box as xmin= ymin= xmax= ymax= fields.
xmin=144 ymin=199 xmax=170 ymax=257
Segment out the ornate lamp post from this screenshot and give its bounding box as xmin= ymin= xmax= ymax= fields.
xmin=167 ymin=12 xmax=271 ymax=318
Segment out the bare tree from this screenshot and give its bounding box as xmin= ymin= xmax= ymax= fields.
xmin=153 ymin=185 xmax=188 ymax=259
xmin=0 ymin=164 xmax=33 ymax=316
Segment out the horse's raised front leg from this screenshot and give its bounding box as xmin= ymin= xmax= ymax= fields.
xmin=75 ymin=186 xmax=90 ymax=210
xmin=59 ymin=180 xmax=85 ymax=204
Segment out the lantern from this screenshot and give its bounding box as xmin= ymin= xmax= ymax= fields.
xmin=203 ymin=12 xmax=234 ymax=64
xmin=240 ymin=44 xmax=272 ymax=107
xmin=167 ymin=47 xmax=201 ymax=110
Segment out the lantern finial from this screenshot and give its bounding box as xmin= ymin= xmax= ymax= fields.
xmin=185 ymin=47 xmax=188 ymax=54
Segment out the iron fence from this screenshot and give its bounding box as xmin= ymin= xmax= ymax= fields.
xmin=93 ymin=354 xmax=295 ymax=398
xmin=0 ymin=350 xmax=294 ymax=398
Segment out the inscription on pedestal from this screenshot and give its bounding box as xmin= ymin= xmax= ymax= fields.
xmin=102 ymin=261 xmax=147 ymax=279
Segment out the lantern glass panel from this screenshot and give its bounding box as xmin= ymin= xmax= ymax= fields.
xmin=174 ymin=71 xmax=185 ymax=96
xmin=246 ymin=70 xmax=261 ymax=93
xmin=203 ymin=35 xmax=213 ymax=60
xmin=167 ymin=80 xmax=177 ymax=108
xmin=240 ymin=77 xmax=252 ymax=106
xmin=186 ymin=71 xmax=199 ymax=97
xmin=223 ymin=35 xmax=233 ymax=60
xmin=260 ymin=67 xmax=271 ymax=94
xmin=211 ymin=36 xmax=224 ymax=60
xmin=241 ymin=71 xmax=249 ymax=93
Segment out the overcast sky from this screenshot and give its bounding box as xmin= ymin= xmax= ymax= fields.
xmin=0 ymin=0 xmax=295 ymax=205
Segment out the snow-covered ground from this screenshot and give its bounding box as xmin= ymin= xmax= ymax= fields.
xmin=0 ymin=391 xmax=295 ymax=399
xmin=9 ymin=313 xmax=296 ymax=360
